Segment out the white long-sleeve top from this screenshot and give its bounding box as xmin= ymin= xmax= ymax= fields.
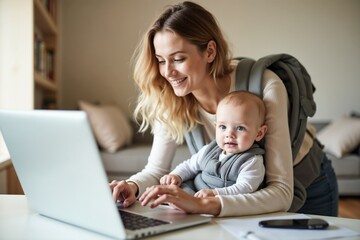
xmin=170 ymin=145 xmax=265 ymax=195
xmin=129 ymin=63 xmax=293 ymax=217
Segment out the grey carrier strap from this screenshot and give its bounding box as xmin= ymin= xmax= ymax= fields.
xmin=234 ymin=54 xmax=317 ymax=158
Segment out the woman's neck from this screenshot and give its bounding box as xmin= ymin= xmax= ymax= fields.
xmin=192 ymin=75 xmax=231 ymax=114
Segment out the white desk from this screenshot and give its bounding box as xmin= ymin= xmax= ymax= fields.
xmin=1 ymin=194 xmax=359 ymax=240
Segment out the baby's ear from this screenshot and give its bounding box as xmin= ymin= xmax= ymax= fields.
xmin=255 ymin=125 xmax=267 ymax=142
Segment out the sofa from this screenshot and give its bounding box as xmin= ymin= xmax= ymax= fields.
xmin=102 ymin=120 xmax=360 ymax=197
xmin=78 ymin=100 xmax=360 ymax=196
xmin=327 ymin=150 xmax=360 ymax=196
xmin=101 ymin=122 xmax=191 ymax=181
xmin=77 ymin=100 xmax=192 ymax=181
xmin=102 ymin=121 xmax=360 ymax=197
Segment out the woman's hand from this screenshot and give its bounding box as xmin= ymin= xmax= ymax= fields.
xmin=194 ymin=189 xmax=216 ymax=198
xmin=109 ymin=180 xmax=137 ymax=208
xmin=139 ymin=185 xmax=222 ymax=215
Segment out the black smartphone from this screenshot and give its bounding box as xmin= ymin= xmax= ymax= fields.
xmin=259 ymin=218 xmax=329 ymax=230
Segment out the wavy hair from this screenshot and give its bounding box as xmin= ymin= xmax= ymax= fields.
xmin=132 ymin=1 xmax=232 ymax=143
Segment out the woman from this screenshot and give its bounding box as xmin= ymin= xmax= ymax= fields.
xmin=110 ymin=1 xmax=338 ymax=217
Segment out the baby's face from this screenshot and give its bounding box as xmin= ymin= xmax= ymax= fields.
xmin=215 ymin=101 xmax=262 ymax=155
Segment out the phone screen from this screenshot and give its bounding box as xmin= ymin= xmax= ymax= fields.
xmin=259 ymin=218 xmax=329 ymax=229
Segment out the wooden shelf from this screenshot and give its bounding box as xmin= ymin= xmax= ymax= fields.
xmin=34 ymin=0 xmax=58 ymax=35
xmin=34 ymin=71 xmax=58 ymax=92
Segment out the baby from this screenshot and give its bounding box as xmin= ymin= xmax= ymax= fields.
xmin=161 ymin=90 xmax=268 ymax=197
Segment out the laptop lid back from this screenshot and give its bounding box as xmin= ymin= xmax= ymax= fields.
xmin=0 ymin=110 xmax=125 ymax=239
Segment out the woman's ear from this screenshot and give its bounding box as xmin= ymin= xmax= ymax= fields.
xmin=255 ymin=125 xmax=268 ymax=142
xmin=206 ymin=40 xmax=217 ymax=63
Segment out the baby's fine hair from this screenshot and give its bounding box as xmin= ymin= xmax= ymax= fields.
xmin=219 ymin=91 xmax=266 ymax=124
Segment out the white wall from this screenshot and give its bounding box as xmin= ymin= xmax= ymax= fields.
xmin=61 ymin=0 xmax=360 ymax=121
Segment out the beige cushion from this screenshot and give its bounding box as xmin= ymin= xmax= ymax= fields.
xmin=78 ymin=100 xmax=133 ymax=153
xmin=317 ymin=117 xmax=360 ymax=158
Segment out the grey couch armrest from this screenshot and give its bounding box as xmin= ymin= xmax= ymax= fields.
xmin=310 ymin=120 xmax=360 ymax=195
xmin=309 ymin=121 xmax=330 ymax=133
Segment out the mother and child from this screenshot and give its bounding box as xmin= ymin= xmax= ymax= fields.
xmin=110 ymin=1 xmax=338 ymax=217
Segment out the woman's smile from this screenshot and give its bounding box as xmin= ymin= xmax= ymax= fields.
xmin=169 ymin=77 xmax=187 ymax=87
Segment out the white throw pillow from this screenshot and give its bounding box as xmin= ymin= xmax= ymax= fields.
xmin=317 ymin=116 xmax=360 ymax=158
xmin=78 ymin=100 xmax=133 ymax=153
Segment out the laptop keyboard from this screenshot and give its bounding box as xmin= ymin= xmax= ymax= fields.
xmin=119 ymin=210 xmax=170 ymax=231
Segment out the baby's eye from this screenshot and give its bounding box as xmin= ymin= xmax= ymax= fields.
xmin=236 ymin=126 xmax=246 ymax=131
xmin=218 ymin=125 xmax=226 ymax=130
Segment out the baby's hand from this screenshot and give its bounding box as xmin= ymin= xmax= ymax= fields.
xmin=160 ymin=174 xmax=182 ymax=186
xmin=194 ymin=189 xmax=216 ymax=198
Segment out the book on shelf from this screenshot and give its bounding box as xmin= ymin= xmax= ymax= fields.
xmin=42 ymin=98 xmax=57 ymax=109
xmin=34 ymin=29 xmax=55 ymax=82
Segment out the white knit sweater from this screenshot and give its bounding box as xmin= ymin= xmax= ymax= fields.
xmin=129 ymin=63 xmax=293 ymax=217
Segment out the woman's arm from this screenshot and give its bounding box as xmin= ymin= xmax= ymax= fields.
xmin=128 ymin=122 xmax=178 ymax=196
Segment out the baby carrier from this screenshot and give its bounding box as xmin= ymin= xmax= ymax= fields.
xmin=184 ymin=53 xmax=324 ymax=212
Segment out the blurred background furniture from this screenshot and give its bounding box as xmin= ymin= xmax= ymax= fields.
xmin=312 ymin=114 xmax=360 ymax=196
xmin=81 ymin=101 xmax=360 ymax=196
xmin=101 ymin=121 xmax=191 ymax=181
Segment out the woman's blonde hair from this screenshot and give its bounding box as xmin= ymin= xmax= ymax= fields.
xmin=132 ymin=1 xmax=232 ymax=143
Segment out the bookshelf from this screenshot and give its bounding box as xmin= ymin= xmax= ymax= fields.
xmin=0 ymin=0 xmax=60 ymax=194
xmin=34 ymin=0 xmax=59 ymax=109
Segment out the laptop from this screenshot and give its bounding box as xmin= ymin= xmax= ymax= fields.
xmin=0 ymin=110 xmax=211 ymax=239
